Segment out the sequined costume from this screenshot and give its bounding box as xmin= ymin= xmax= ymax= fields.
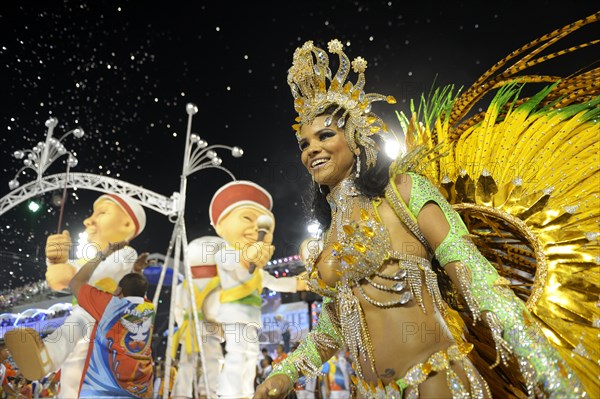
xmin=271 ymin=173 xmax=583 ymax=398
xmin=268 ymin=11 xmax=599 ymax=399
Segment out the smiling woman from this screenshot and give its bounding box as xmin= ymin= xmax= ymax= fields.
xmin=299 ymin=113 xmax=357 ymax=188
xmin=256 ymin=25 xmax=598 ymax=398
xmin=300 ymin=107 xmax=396 ymax=245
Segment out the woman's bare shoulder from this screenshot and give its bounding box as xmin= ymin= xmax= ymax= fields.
xmin=392 ymin=172 xmax=412 ymax=205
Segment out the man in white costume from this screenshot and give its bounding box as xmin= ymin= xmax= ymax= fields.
xmin=6 ymin=193 xmax=147 ymax=399
xmin=209 ymin=180 xmax=307 ymax=399
xmin=172 ymin=235 xmax=226 ymax=399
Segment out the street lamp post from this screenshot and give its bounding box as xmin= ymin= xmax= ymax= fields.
xmin=154 ymin=103 xmax=242 ymax=399
xmin=8 ymin=117 xmax=84 ymax=190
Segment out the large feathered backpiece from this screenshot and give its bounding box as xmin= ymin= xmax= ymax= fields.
xmin=395 ymin=11 xmax=600 ymax=396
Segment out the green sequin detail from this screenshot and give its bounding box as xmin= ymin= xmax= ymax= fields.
xmin=407 ymin=172 xmax=585 ymax=397
xmin=268 ymin=297 xmax=342 ymax=383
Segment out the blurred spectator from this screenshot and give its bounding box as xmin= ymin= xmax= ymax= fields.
xmin=258 ymin=347 xmax=269 ymax=365
xmin=39 ymin=371 xmax=60 ymax=398
xmin=320 ymin=349 xmax=350 ymax=399
xmin=0 ymin=281 xmax=51 ymax=312
xmin=294 ymin=375 xmax=317 ymax=399
xmin=256 ymin=347 xmax=270 ymax=381
xmin=0 ymin=343 xmax=24 ymax=399
xmin=17 ymin=376 xmax=33 ymax=399
xmin=153 ymin=358 xmax=177 ymax=399
xmin=275 ymin=314 xmax=291 ymax=352
xmin=29 ymin=378 xmax=42 ymax=399
xmin=255 ymin=356 xmax=273 ymax=387
xmin=272 ymin=343 xmax=288 ymax=365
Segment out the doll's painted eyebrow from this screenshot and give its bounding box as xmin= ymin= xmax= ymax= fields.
xmin=239 ymin=209 xmax=257 ymax=217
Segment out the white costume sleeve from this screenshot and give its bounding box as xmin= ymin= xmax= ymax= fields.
xmin=260 ymin=269 xmax=298 ymax=293
xmin=215 ymin=247 xmax=249 ymax=278
xmin=216 ymin=247 xmax=294 ymax=326
xmin=88 ymin=245 xmax=138 ymax=288
xmin=174 ymin=282 xmax=190 ymax=326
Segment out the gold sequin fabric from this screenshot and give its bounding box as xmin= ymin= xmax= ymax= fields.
xmin=392 ymin=13 xmax=600 ymax=393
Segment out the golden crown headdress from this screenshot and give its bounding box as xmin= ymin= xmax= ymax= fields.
xmin=287 ymin=39 xmax=397 ymax=168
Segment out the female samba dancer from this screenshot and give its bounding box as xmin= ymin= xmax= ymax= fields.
xmin=255 ymin=31 xmax=596 ymax=398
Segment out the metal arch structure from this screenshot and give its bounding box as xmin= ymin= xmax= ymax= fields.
xmin=2 ymin=104 xmax=241 ymax=398
xmin=0 ymin=172 xmax=178 ymax=217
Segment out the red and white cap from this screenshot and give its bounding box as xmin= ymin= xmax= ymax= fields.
xmin=209 ymin=180 xmax=273 ymax=226
xmin=94 ymin=193 xmax=147 ymax=238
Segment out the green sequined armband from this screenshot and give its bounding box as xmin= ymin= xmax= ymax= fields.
xmin=409 ymin=172 xmax=585 ymax=397
xmin=268 ymin=298 xmax=342 ymax=382
xmin=268 ymin=330 xmax=336 ymax=383
xmin=435 ymin=230 xmax=585 ymax=397
xmin=268 ymin=357 xmax=300 ymax=383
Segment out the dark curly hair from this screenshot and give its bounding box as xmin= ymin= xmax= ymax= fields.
xmin=118 ymin=272 xmax=148 ymax=297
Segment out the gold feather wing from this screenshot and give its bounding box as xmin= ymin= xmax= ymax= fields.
xmin=395 ymin=12 xmax=600 ymax=395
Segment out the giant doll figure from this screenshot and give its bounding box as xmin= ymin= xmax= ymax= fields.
xmin=6 ymin=193 xmax=146 ymax=399
xmin=209 ymin=180 xmax=306 ymax=399
xmin=172 ymin=235 xmax=226 ymax=399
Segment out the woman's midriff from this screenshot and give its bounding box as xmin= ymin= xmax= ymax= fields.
xmin=314 ymin=249 xmax=457 ymax=388
xmin=353 ymin=269 xmax=455 ymax=386
xmin=354 ymin=278 xmax=472 ymax=399
xmin=315 ymin=201 xmax=462 ymax=392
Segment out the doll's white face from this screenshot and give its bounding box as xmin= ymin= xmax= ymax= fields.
xmin=298 ymin=114 xmax=356 ymax=188
xmin=83 ymin=200 xmax=135 ymax=249
xmin=215 ymin=206 xmax=274 ymax=247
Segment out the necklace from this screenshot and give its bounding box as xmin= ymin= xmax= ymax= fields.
xmin=320 ymin=177 xmax=447 ymax=380
xmin=325 ymin=177 xmax=371 ymax=243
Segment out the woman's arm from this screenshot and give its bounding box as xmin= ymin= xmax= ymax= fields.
xmin=255 ymin=298 xmax=343 ymax=398
xmin=394 ymin=172 xmax=585 ymax=398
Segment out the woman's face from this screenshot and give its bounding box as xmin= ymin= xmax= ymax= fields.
xmin=298 ymin=114 xmax=356 ymax=188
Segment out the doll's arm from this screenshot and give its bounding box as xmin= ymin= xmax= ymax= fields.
xmin=45 ymin=230 xmax=76 ymax=291
xmin=261 ymin=270 xmax=299 ymax=293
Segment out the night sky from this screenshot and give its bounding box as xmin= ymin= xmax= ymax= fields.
xmin=1 ymin=1 xmax=598 ymax=289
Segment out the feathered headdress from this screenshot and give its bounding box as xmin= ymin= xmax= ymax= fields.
xmin=287 ymin=39 xmax=397 ymax=168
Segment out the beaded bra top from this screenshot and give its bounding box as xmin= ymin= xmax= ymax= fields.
xmin=303 ymin=177 xmax=448 ymax=379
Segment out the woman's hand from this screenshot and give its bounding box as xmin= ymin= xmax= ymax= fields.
xmin=254 ymin=374 xmax=293 ymax=399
